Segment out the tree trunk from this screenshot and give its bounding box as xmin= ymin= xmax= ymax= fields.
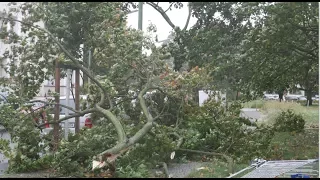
xmin=53 ymin=58 xmax=60 ymax=151
xmin=306 ymin=89 xmax=313 ymax=106
xmin=82 ymin=44 xmax=88 ymax=87
xmin=75 ymin=69 xmax=80 ymax=133
xmin=193 ymin=88 xmax=199 ymax=105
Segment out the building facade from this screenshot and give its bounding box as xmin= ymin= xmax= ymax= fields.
xmin=0 ymin=2 xmax=83 ymax=97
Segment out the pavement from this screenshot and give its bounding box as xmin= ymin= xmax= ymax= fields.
xmin=240 ymin=108 xmax=265 ymax=123
xmin=0 ymin=131 xmax=11 ymax=175
xmin=0 ymin=108 xmax=263 ymax=176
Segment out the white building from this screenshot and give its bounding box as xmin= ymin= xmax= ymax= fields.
xmin=0 ymin=2 xmax=83 ymax=97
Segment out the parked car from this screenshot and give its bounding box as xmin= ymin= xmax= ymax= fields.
xmin=297 ymin=96 xmax=307 ymax=101
xmin=263 ymin=94 xmax=279 ymax=100
xmin=312 ymin=96 xmax=319 ymax=102
xmin=285 ymin=95 xmax=299 ymax=101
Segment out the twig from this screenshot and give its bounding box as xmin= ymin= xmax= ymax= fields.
xmin=182 ymin=3 xmax=191 ymax=31
xmin=161 ymin=162 xmax=170 ymax=178
xmin=146 ymin=2 xmax=176 ymax=29
xmin=28 ymin=100 xmax=78 ymax=113
xmin=37 ymin=108 xmax=96 ymax=127
xmin=164 ymin=3 xmax=174 ymax=13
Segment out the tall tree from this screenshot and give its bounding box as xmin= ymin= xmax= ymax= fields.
xmin=240 ymin=2 xmax=318 ymax=105
xmin=0 ymin=1 xmax=213 ymax=167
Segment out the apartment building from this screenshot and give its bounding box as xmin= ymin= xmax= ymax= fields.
xmin=0 ymin=2 xmax=83 ymax=97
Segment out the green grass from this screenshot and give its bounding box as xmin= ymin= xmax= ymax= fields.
xmin=187 ymin=129 xmax=319 ymax=178
xmin=250 ymin=100 xmax=319 ymax=127
xmin=187 ymin=160 xmax=248 ymax=178
xmin=243 ymin=99 xmax=265 ymax=109
xmin=181 ymin=100 xmax=319 ymax=178
xmin=266 ymin=129 xmax=319 ymax=160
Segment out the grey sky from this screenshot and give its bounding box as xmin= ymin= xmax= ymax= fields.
xmin=126 ymin=2 xmax=197 ymax=42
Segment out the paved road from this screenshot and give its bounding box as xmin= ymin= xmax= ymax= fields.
xmin=240 ymin=108 xmax=264 ymax=123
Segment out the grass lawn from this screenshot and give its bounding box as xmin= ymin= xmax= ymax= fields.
xmin=249 ymin=100 xmax=319 ymax=128
xmin=266 ymin=129 xmax=319 ymax=160
xmin=186 ymin=100 xmax=319 ymax=178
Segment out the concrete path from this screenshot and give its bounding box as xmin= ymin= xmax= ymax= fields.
xmin=240 ymin=108 xmax=265 ymax=123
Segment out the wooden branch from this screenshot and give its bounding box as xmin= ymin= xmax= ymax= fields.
xmin=164 ymin=3 xmax=174 ymax=13
xmin=95 ymin=105 xmax=127 ymax=143
xmin=112 ymin=96 xmax=138 ymax=108
xmin=37 ymin=108 xmax=96 ymax=127
xmin=288 ymin=41 xmax=317 ymax=60
xmin=28 ymin=100 xmax=78 ymax=113
xmin=161 ymin=162 xmax=170 ymax=178
xmin=96 ymin=82 xmax=157 ymax=161
xmin=182 ymin=3 xmax=192 ymax=31
xmin=146 ymin=2 xmax=176 ymax=29
xmin=138 ymin=83 xmax=154 ymax=121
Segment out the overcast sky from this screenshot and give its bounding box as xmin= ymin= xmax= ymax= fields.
xmin=126 ymin=2 xmax=197 ymax=44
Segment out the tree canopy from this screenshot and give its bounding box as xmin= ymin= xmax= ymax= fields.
xmin=0 ymin=2 xmax=317 ymax=177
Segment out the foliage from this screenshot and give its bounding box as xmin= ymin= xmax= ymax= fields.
xmin=116 ymin=163 xmax=151 ymax=178
xmin=51 ymin=122 xmax=117 ymax=177
xmin=267 ymin=129 xmax=318 ymax=160
xmin=0 ymin=103 xmax=52 ymax=173
xmin=272 ymin=109 xmax=305 ymax=133
xmin=187 ymin=161 xmax=248 ymax=178
xmin=259 ymin=101 xmax=318 ymax=128
xmin=180 ymin=100 xmax=275 ymax=163
xmin=1 ymin=2 xmax=315 ymax=177
xmin=161 ymin=2 xmax=257 ymax=95
xmin=239 ymin=2 xmax=318 ymax=104
xmin=49 ymin=119 xmax=178 ymax=177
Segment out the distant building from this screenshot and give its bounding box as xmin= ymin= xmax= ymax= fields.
xmin=0 ymin=2 xmax=83 ymax=97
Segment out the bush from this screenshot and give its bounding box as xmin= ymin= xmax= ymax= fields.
xmin=0 ymin=104 xmax=50 ymax=173
xmin=181 ymin=100 xmax=275 ymax=163
xmin=273 ymin=109 xmax=305 ymax=133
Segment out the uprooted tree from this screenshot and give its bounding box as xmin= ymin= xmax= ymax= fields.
xmin=0 ymin=1 xmax=214 ymax=175
xmin=0 ymin=2 xmax=277 ymax=177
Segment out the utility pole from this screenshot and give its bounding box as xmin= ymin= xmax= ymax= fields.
xmin=88 ymin=50 xmax=91 ymax=86
xmin=75 ymin=69 xmax=80 ymax=133
xmin=64 ymin=69 xmax=71 ymax=140
xmin=138 ymin=2 xmax=143 ymax=30
xmin=53 ymin=58 xmax=60 ymax=151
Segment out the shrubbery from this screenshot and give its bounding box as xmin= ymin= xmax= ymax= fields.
xmin=180 ymin=100 xmax=275 ymax=164
xmin=0 ymin=98 xmax=278 ymax=177
xmin=273 ymin=109 xmax=305 ymax=133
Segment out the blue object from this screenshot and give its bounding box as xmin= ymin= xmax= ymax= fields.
xmin=291 ymin=174 xmax=310 ymax=178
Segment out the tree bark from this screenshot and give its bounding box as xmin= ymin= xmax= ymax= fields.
xmin=193 ymin=88 xmax=199 ymax=105
xmin=53 ymin=58 xmax=60 ymax=151
xmin=82 ymin=43 xmax=88 ymax=87
xmin=306 ymin=89 xmax=313 ymax=106
xmin=75 ymin=69 xmax=80 ymax=133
